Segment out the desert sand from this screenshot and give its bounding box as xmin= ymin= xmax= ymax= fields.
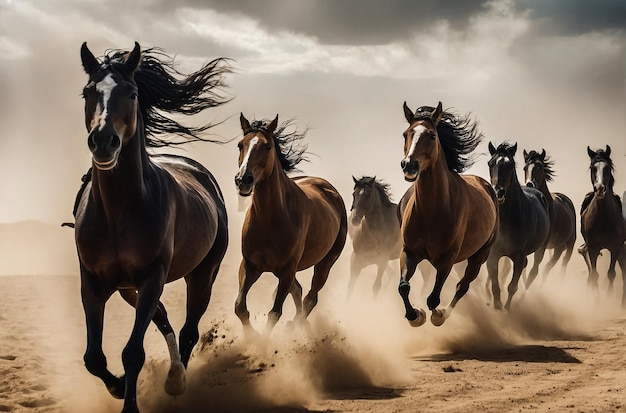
xmin=0 ymin=246 xmax=625 ymax=413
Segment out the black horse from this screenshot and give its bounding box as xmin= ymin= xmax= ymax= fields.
xmin=486 ymin=142 xmax=550 ymax=310
xmin=523 ymin=149 xmax=576 ymax=282
xmin=75 ymin=42 xmax=230 ymax=412
xmin=580 ymin=145 xmax=626 ymax=306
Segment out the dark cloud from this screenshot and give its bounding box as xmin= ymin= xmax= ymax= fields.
xmin=145 ymin=0 xmax=491 ymax=45
xmin=515 ymin=0 xmax=626 ymax=35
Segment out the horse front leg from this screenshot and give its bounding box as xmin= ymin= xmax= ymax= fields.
xmin=607 ymin=249 xmax=619 ymax=294
xmin=587 ymin=248 xmax=601 ymax=289
xmin=120 ymin=265 xmax=167 ymax=413
xmin=346 ymin=252 xmax=364 ymax=300
xmin=525 ymin=244 xmax=547 ymax=288
xmin=372 ymin=259 xmax=387 ymax=298
xmin=618 ymin=247 xmax=626 ymax=308
xmin=504 ymin=256 xmax=527 ymax=310
xmin=234 ymin=259 xmax=262 ymax=338
xmin=398 ymin=248 xmax=424 ymax=327
xmin=427 ymin=259 xmax=455 ymax=327
xmin=80 ymin=270 xmax=124 ymax=399
xmin=117 ymin=290 xmax=184 ymax=396
xmin=486 ymin=255 xmax=502 ymax=310
xmin=267 ymin=268 xmax=296 ymax=334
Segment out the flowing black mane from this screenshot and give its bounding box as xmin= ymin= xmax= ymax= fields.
xmin=248 ymin=119 xmax=309 ymax=172
xmin=101 ymin=47 xmax=231 ymax=147
xmin=525 ymin=150 xmax=556 ymax=182
xmin=414 ymin=106 xmax=483 ymax=173
xmin=354 ymin=176 xmax=394 ymax=206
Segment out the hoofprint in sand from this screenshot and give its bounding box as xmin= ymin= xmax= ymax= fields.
xmin=0 ymin=254 xmax=624 ymax=412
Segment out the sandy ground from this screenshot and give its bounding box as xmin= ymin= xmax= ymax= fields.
xmin=0 ymin=252 xmax=625 ymax=413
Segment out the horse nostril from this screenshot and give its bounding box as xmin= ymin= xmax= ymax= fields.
xmin=110 ymin=135 xmax=120 ymax=149
xmin=526 ymin=181 xmax=535 ymax=188
xmin=243 ymin=174 xmax=254 ymax=185
xmin=400 ymin=159 xmax=407 ymax=169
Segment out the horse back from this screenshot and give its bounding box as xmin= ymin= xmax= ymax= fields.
xmin=549 ymin=192 xmax=576 ymax=247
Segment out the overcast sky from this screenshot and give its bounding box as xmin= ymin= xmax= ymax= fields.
xmin=0 ymin=0 xmax=624 ymax=225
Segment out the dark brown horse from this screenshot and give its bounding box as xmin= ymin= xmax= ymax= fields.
xmin=486 ymin=142 xmax=550 ymax=310
xmin=75 ymin=43 xmax=230 ymax=412
xmin=523 ymin=149 xmax=576 ymax=281
xmin=234 ymin=114 xmax=347 ymax=334
xmin=398 ymin=102 xmax=498 ymax=326
xmin=348 ymin=176 xmax=401 ymax=298
xmin=580 ymin=145 xmax=626 ymax=306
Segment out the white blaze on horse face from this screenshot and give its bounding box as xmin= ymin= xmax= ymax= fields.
xmin=593 ymin=161 xmax=608 ymax=189
xmin=406 ymin=125 xmax=426 ymax=159
xmin=238 ymin=136 xmax=259 ymax=176
xmin=525 ymin=163 xmax=535 ymax=186
xmin=95 ymin=73 xmax=117 ymax=132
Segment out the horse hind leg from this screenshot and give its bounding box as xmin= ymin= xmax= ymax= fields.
xmin=346 ymin=252 xmax=364 ymax=301
xmin=607 ymin=250 xmax=619 ymax=295
xmin=117 ymin=289 xmax=185 ymax=396
xmin=618 ymin=246 xmax=626 ymax=308
xmin=372 ymin=261 xmax=387 ymax=298
xmin=542 ymin=246 xmax=565 ymax=284
xmin=525 ymin=245 xmax=547 ymax=289
xmin=504 ymin=257 xmax=527 ymax=310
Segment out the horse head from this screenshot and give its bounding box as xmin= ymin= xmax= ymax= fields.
xmin=587 ymin=145 xmax=614 ymax=199
xmin=80 ymin=42 xmax=141 ymax=171
xmin=523 ymin=148 xmax=549 ymax=189
xmin=401 ymin=101 xmax=444 ymax=182
xmin=235 ymin=113 xmax=279 ymax=196
xmin=350 ymin=175 xmax=377 ymax=224
xmin=488 ymin=141 xmax=518 ymax=204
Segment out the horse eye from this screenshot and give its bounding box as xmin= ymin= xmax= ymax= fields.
xmin=265 ymin=143 xmax=272 ymax=150
xmin=237 ymin=142 xmax=243 ymax=150
xmin=129 ymin=93 xmax=137 ymax=100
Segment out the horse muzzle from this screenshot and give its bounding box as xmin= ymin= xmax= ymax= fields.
xmin=235 ymin=172 xmax=254 ymax=197
xmin=89 ymin=133 xmax=121 ymax=171
xmin=493 ymin=185 xmax=506 ymax=204
xmin=594 ymin=185 xmax=607 ymax=199
xmin=401 ymin=158 xmax=419 ymax=182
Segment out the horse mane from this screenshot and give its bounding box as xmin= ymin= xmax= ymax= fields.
xmin=414 ymin=106 xmax=483 ymax=173
xmin=355 ymin=176 xmax=394 ymax=206
xmin=492 ymin=142 xmax=517 ymax=163
xmin=249 ymin=119 xmax=309 ymax=172
xmin=102 ymin=47 xmax=232 ymax=147
xmin=525 ymin=150 xmax=556 ymax=182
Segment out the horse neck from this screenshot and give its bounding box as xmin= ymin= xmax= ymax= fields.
xmin=368 ymin=192 xmax=397 ymax=225
xmin=414 ymin=149 xmax=453 ymax=209
xmin=250 ymin=158 xmax=298 ymax=218
xmin=90 ymin=120 xmax=150 ymax=221
xmin=500 ymin=170 xmax=527 ymax=215
xmin=536 ymin=176 xmax=555 ymax=215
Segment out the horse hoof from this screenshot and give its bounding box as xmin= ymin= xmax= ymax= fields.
xmin=106 ymin=375 xmax=125 ymax=399
xmin=164 ymin=361 xmax=186 ymax=396
xmin=407 ymin=308 xmax=426 ymax=327
xmin=431 ymin=308 xmax=448 ymax=327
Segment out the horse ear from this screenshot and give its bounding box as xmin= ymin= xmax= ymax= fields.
xmin=124 ymin=42 xmax=141 ymax=73
xmin=403 ymin=101 xmax=414 ymax=123
xmin=80 ymin=42 xmax=100 ymax=75
xmin=523 ymin=149 xmax=529 ymax=160
xmin=266 ymin=115 xmax=279 ymax=134
xmin=488 ymin=141 xmax=496 ymax=155
xmin=605 ymin=145 xmax=611 ymax=157
xmin=587 ymin=146 xmax=596 ymax=159
xmin=352 ymin=175 xmax=358 ymax=185
xmin=240 ymin=113 xmax=251 ymax=134
xmin=510 ymin=143 xmax=518 ymax=156
xmin=431 ymin=102 xmax=443 ymax=125
xmin=540 ymin=149 xmax=546 ymax=160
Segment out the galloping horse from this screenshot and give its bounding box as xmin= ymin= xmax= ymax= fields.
xmin=234 ymin=114 xmax=347 ymax=334
xmin=523 ymin=149 xmax=576 ymax=280
xmin=486 ymin=142 xmax=550 ymax=310
xmin=580 ymin=145 xmax=626 ymax=306
xmin=76 ymin=43 xmax=229 ymax=412
xmin=398 ymin=102 xmax=498 ymax=327
xmin=348 ymin=176 xmax=401 ymax=298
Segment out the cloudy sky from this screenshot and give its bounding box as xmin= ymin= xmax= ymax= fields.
xmin=0 ymin=0 xmax=624 ymax=225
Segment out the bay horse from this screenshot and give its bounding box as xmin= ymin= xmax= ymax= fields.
xmin=486 ymin=142 xmax=550 ymax=310
xmin=234 ymin=114 xmax=347 ymax=334
xmin=523 ymin=149 xmax=576 ymax=281
xmin=580 ymin=145 xmax=626 ymax=306
xmin=75 ymin=42 xmax=230 ymax=412
xmin=347 ymin=176 xmax=401 ymax=298
xmin=398 ymin=102 xmax=498 ymax=327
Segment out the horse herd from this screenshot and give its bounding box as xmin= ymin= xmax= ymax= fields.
xmin=69 ymin=43 xmax=626 ymax=412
